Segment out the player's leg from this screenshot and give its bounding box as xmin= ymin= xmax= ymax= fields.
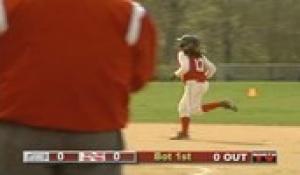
xmin=171 ymin=82 xmax=193 ymax=140
xmin=173 ymin=81 xmax=209 ymax=139
xmin=0 ymin=122 xmax=61 ymax=175
xmin=199 ymin=82 xmax=238 ymax=112
xmin=56 ymin=131 xmax=123 ymax=175
xmin=0 ymin=122 xmax=123 ymax=175
xmin=56 ymin=164 xmax=121 ymax=175
xmin=202 ymin=100 xmax=238 ymax=112
xmin=193 ymin=81 xmax=209 ymax=115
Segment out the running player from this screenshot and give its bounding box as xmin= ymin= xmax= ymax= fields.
xmin=171 ymin=35 xmax=237 ymax=140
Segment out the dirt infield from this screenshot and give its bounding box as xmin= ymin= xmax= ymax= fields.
xmin=124 ymin=123 xmax=300 ymax=175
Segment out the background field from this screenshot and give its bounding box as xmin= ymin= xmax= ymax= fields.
xmin=131 ymin=82 xmax=300 ymax=125
xmin=124 ymin=123 xmax=300 ymax=175
xmin=128 ymin=1 xmax=300 ymax=174
xmin=126 ymin=82 xmax=300 ymax=175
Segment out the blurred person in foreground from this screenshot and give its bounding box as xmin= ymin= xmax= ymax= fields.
xmin=0 ymin=0 xmax=156 ymax=174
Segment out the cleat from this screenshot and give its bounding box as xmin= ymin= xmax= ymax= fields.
xmin=220 ymin=100 xmax=238 ymax=112
xmin=170 ymin=132 xmax=190 ymax=140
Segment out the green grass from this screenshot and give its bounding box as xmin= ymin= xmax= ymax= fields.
xmin=131 ymin=82 xmax=300 ymax=126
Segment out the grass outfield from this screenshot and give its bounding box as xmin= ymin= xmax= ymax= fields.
xmin=131 ymin=82 xmax=300 ymax=125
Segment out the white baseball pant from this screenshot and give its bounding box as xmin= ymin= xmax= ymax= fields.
xmin=178 ymin=80 xmax=209 ymax=117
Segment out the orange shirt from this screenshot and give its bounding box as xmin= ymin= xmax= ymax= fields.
xmin=0 ymin=0 xmax=156 ymax=131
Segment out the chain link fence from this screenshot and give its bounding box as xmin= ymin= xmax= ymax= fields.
xmin=216 ymin=63 xmax=300 ymax=81
xmin=155 ymin=63 xmax=300 ymax=81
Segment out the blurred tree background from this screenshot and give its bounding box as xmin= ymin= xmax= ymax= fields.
xmin=137 ymin=0 xmax=300 ymax=81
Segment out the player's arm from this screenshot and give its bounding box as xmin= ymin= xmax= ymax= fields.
xmin=203 ymin=56 xmax=216 ymax=79
xmin=128 ymin=2 xmax=157 ymax=92
xmin=174 ymin=51 xmax=189 ymax=78
xmin=0 ymin=0 xmax=8 ymax=35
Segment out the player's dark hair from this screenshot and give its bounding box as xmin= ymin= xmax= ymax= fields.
xmin=184 ymin=49 xmax=202 ymax=58
xmin=178 ymin=34 xmax=202 ymax=58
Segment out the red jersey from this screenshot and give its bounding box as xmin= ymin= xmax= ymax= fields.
xmin=0 ymin=0 xmax=156 ymax=131
xmin=183 ymin=57 xmax=207 ymax=82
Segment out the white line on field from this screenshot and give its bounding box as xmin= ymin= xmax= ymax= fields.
xmin=193 ymin=167 xmax=212 ymax=175
xmin=171 ymin=165 xmax=196 ymax=169
xmin=171 ymin=165 xmax=212 ymax=175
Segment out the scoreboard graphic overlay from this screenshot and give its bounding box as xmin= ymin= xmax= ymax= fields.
xmin=23 ymin=150 xmax=277 ymax=164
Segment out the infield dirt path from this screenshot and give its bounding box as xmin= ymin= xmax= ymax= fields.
xmin=124 ymin=123 xmax=300 ymax=175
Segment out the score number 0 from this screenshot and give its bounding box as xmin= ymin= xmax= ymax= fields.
xmin=113 ymin=151 xmax=121 ymax=161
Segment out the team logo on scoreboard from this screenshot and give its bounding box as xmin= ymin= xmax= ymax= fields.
xmin=78 ymin=151 xmax=106 ymax=162
xmin=252 ymin=151 xmax=277 ymax=163
xmin=23 ymin=151 xmax=50 ymax=163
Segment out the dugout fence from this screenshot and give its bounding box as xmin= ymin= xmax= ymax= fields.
xmin=216 ymin=63 xmax=300 ymax=81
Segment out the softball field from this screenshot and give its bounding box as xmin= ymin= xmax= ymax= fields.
xmin=124 ymin=123 xmax=299 ymax=175
xmin=123 ymin=82 xmax=300 ymax=175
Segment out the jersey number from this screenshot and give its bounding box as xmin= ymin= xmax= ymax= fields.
xmin=194 ymin=59 xmax=204 ymax=72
